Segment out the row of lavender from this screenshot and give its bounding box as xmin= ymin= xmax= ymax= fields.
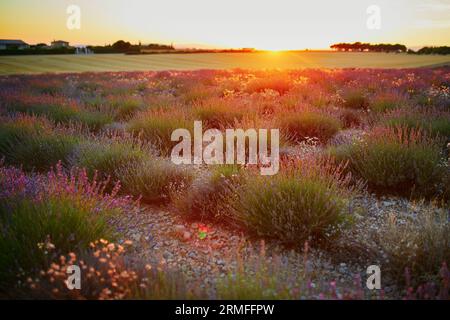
xmin=0 ymin=68 xmax=448 ymax=298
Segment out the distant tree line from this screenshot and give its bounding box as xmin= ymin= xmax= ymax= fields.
xmin=0 ymin=47 xmax=75 ymax=55
xmin=0 ymin=40 xmax=175 ymax=55
xmin=409 ymin=46 xmax=450 ymax=55
xmin=330 ymin=42 xmax=407 ymax=53
xmin=88 ymin=40 xmax=175 ymax=54
xmin=330 ymin=42 xmax=450 ymax=55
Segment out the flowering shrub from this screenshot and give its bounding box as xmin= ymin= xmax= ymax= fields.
xmin=0 ymin=162 xmax=139 ymax=289
xmin=1 ymin=93 xmax=112 ymax=130
xmin=118 ymin=158 xmax=192 ymax=204
xmin=341 ymin=89 xmax=369 ymax=109
xmin=26 ymin=239 xmax=195 ymax=300
xmin=245 ymin=75 xmax=293 ymax=95
xmin=0 ymin=118 xmax=80 ymax=171
xmin=376 ymin=208 xmax=450 ymax=287
xmin=193 ymin=98 xmax=246 ymax=129
xmin=280 ymin=112 xmax=341 ymax=144
xmin=175 ymin=165 xmax=241 ymax=222
xmin=382 ymin=107 xmax=450 ymax=139
xmin=107 ymin=95 xmax=144 ymax=121
xmin=337 ymin=201 xmax=450 ymax=295
xmin=69 ymin=140 xmax=146 ymax=181
xmin=127 ymin=111 xmax=191 ymax=156
xmin=370 ymin=91 xmax=407 ymax=113
xmin=330 ymin=126 xmax=446 ymax=197
xmin=231 ymin=158 xmax=359 ymax=245
xmin=339 ymin=109 xmax=362 ymax=128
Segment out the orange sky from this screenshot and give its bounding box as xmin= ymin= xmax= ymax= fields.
xmin=0 ymin=0 xmax=449 ymax=50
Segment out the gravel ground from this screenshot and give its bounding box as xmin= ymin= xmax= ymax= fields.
xmin=112 ymin=196 xmax=421 ymax=297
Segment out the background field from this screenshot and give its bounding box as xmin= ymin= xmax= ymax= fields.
xmin=1 ymin=52 xmax=449 ymax=75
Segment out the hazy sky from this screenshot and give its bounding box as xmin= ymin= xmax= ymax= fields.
xmin=0 ymin=0 xmax=449 ymax=49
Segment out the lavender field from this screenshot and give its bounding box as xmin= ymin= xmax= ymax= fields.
xmin=0 ymin=68 xmax=449 ymax=299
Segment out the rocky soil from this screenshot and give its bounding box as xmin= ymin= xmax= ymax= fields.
xmin=110 ymin=191 xmax=437 ymax=298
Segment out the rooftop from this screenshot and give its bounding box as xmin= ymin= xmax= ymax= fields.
xmin=0 ymin=39 xmax=28 ymax=45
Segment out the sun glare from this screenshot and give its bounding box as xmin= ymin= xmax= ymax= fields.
xmin=1 ymin=0 xmax=449 ymax=49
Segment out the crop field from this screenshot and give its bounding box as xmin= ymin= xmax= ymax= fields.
xmin=0 ymin=67 xmax=449 ymax=299
xmin=0 ymin=52 xmax=450 ymax=75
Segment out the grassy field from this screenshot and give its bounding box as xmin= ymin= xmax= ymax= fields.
xmin=0 ymin=52 xmax=449 ymax=75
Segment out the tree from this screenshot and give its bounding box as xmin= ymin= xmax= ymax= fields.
xmin=112 ymin=40 xmax=131 ymax=52
xmin=330 ymin=42 xmax=407 ymax=53
xmin=417 ymin=46 xmax=450 ymax=55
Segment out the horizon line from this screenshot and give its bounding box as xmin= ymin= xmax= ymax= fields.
xmin=1 ymin=37 xmax=446 ymax=52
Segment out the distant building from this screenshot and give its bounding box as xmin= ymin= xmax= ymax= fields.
xmin=0 ymin=39 xmax=29 ymax=50
xmin=51 ymin=40 xmax=70 ymax=48
xmin=74 ymin=45 xmax=93 ymax=54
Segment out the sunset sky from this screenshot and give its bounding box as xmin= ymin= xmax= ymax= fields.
xmin=0 ymin=0 xmax=449 ymax=50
